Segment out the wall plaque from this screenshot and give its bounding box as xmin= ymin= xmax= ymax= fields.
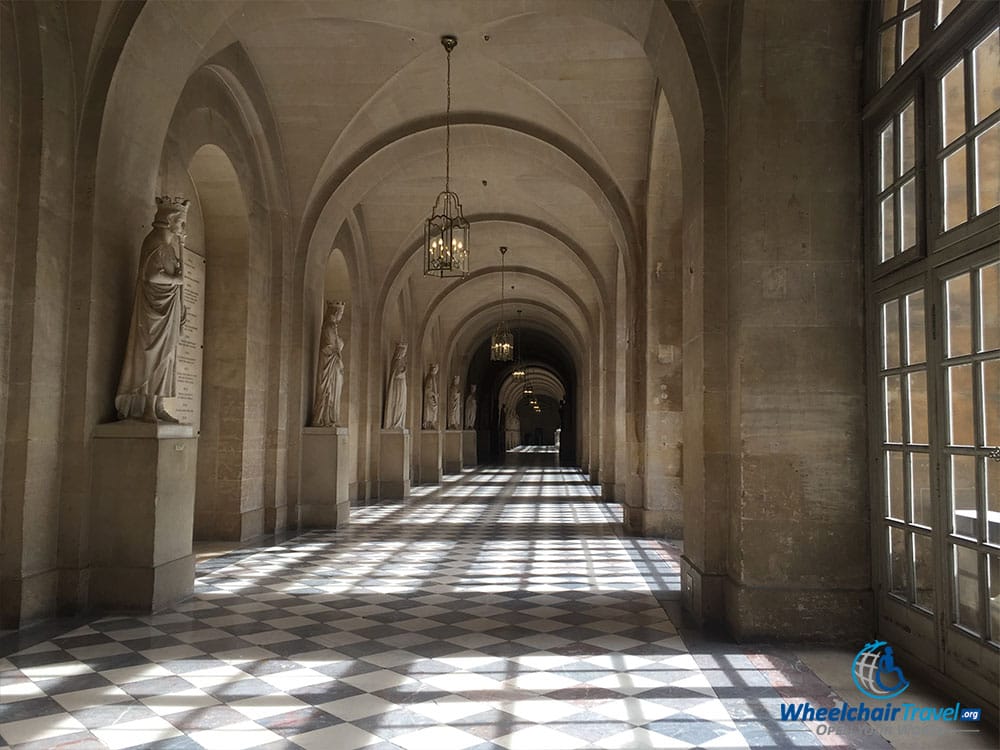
xmin=171 ymin=246 xmax=205 ymax=430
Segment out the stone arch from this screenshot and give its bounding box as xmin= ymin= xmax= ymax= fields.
xmin=146 ymin=47 xmax=289 ymax=541
xmin=417 ymin=266 xmax=597 ymax=356
xmin=446 ymin=299 xmax=589 ymax=467
xmin=301 ymin=114 xmax=638 ymax=287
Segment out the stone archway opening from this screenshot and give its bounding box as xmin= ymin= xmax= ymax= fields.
xmin=182 ymin=144 xmax=255 ymax=543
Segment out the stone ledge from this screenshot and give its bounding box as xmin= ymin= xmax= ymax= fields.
xmin=94 ymin=420 xmax=195 ymax=439
xmin=302 ymin=426 xmax=348 ymax=436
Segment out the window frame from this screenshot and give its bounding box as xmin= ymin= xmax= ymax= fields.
xmin=927 ymin=25 xmax=1000 ymax=243
xmin=865 ymin=0 xmax=1000 ymax=708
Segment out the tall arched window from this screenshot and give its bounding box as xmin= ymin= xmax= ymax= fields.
xmin=866 ymin=0 xmax=998 ymax=708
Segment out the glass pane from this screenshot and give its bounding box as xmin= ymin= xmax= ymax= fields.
xmin=909 ymin=371 xmax=928 ymax=444
xmin=982 ymin=263 xmax=999 ymax=352
xmin=888 ymin=451 xmax=905 ymax=519
xmin=946 ymin=273 xmax=972 ymax=356
xmin=990 ymin=555 xmax=1000 ymax=641
xmin=901 ymin=15 xmax=919 ymax=65
xmin=941 ymin=60 xmax=965 ymax=146
xmin=883 ymin=0 xmax=899 ymax=21
xmin=901 ymin=179 xmax=917 ymax=251
xmin=941 ymin=60 xmax=966 ymax=146
xmin=900 ymin=101 xmax=916 ymax=175
xmin=880 ymin=28 xmax=896 ymax=86
xmin=881 ymin=195 xmax=896 ymax=260
xmin=890 ymin=527 xmax=909 ymax=597
xmin=914 ymin=533 xmax=935 ymax=611
xmin=951 ymin=454 xmax=977 ymax=536
xmin=954 ymin=545 xmax=980 ymax=633
xmin=988 ymin=460 xmax=999 ymax=545
xmin=912 ymin=452 xmax=933 ymax=526
xmin=886 ymin=375 xmax=904 ymax=443
xmin=948 ymin=364 xmax=974 ymax=446
xmin=903 ymin=0 xmax=919 ymax=8
xmin=973 ymin=29 xmax=1000 ymax=124
xmin=906 ymin=290 xmax=926 ymax=364
xmin=881 ymin=122 xmax=894 ymax=190
xmin=984 ymin=360 xmax=999 ymax=445
xmin=937 ymin=0 xmax=960 ymax=25
xmin=975 ymin=123 xmax=999 ymax=214
xmin=943 ymin=146 xmax=968 ymax=230
xmin=883 ymin=298 xmax=901 ymax=368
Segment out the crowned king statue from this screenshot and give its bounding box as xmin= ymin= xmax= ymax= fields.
xmin=115 ymin=196 xmax=189 ymax=423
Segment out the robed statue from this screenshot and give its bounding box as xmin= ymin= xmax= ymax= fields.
xmin=115 ymin=196 xmax=189 ymax=423
xmin=383 ymin=343 xmax=408 ymax=429
xmin=464 ymin=384 xmax=478 ymax=429
xmin=422 ymin=363 xmax=440 ymax=429
xmin=311 ymin=301 xmax=345 ymax=427
xmin=447 ymin=375 xmax=462 ymax=430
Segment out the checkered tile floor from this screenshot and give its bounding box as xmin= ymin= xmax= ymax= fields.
xmin=0 ymin=458 xmax=813 ymax=749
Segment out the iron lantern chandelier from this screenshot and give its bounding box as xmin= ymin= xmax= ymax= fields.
xmin=490 ymin=247 xmax=514 ymax=361
xmin=424 ymin=35 xmax=470 ymax=278
xmin=512 ymin=310 xmax=526 ymax=378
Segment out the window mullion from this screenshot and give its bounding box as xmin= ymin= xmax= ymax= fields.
xmin=963 ymin=45 xmax=976 ymax=225
xmin=927 ymin=271 xmax=950 ymax=663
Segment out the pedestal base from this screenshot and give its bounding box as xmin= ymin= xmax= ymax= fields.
xmin=443 ymin=430 xmax=463 ymax=474
xmin=300 ymin=427 xmax=350 ymax=528
xmin=680 ymin=555 xmax=725 ymax=630
xmin=462 ymin=430 xmax=477 ymax=467
xmin=380 ymin=429 xmax=411 ymax=499
xmin=418 ymin=431 xmax=442 ymax=484
xmin=91 ymin=421 xmax=197 ymax=611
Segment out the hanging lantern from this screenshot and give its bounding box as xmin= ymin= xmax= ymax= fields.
xmin=490 ymin=246 xmax=514 ymax=361
xmin=424 ymin=35 xmax=470 ymax=278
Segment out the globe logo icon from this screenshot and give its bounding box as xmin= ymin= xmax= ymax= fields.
xmin=852 ymin=641 xmax=910 ymax=700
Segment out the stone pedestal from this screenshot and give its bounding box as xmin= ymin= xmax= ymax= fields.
xmin=461 ymin=430 xmax=477 ymax=467
xmin=443 ymin=430 xmax=463 ymax=474
xmin=299 ymin=427 xmax=350 ymax=528
xmin=380 ymin=429 xmax=411 ymax=498
xmin=91 ymin=421 xmax=197 ymax=612
xmin=418 ymin=431 xmax=442 ymax=484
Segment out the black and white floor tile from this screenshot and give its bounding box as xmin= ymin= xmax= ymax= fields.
xmin=1 ymin=457 xmax=824 ymax=749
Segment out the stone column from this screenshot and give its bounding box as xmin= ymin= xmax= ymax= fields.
xmin=91 ymin=422 xmax=197 ymax=611
xmin=461 ymin=429 xmax=477 ymax=467
xmin=299 ymin=427 xmax=349 ymax=528
xmin=418 ymin=430 xmax=442 ymax=484
xmin=443 ymin=430 xmax=463 ymax=474
xmin=713 ymin=2 xmax=870 ymax=641
xmin=380 ymin=429 xmax=411 ymax=498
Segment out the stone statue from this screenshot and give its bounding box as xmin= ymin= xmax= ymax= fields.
xmin=505 ymin=407 xmax=521 ymax=449
xmin=422 ymin=363 xmax=440 ymax=429
xmin=383 ymin=343 xmax=408 ymax=429
xmin=115 ymin=196 xmax=189 ymax=422
xmin=311 ymin=301 xmax=345 ymax=427
xmin=464 ymin=385 xmax=478 ymax=429
xmin=447 ymin=375 xmax=462 ymax=430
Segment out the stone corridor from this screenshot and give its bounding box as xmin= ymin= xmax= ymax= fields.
xmin=2 ymin=457 xmax=874 ymax=749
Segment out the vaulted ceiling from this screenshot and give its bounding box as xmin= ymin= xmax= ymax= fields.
xmin=180 ymin=1 xmax=663 ymax=363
